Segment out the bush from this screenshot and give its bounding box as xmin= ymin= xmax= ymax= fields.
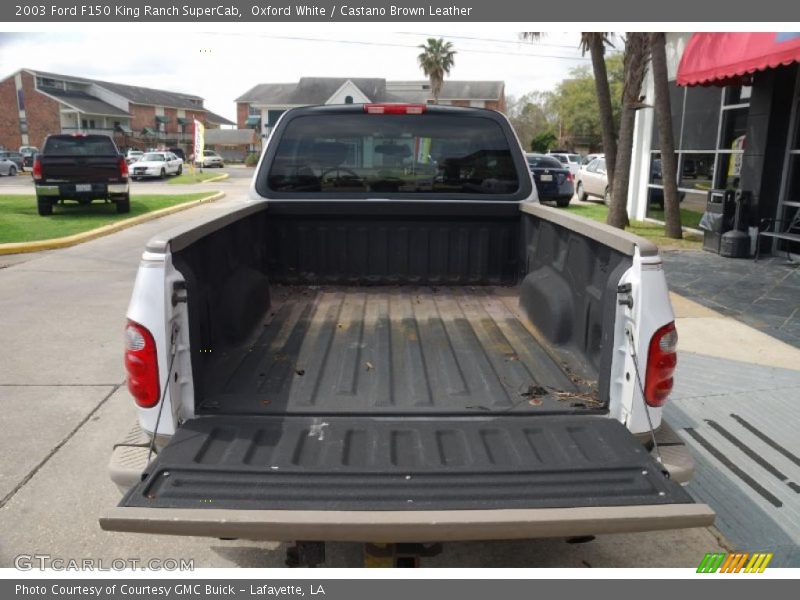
xmin=244 ymin=152 xmax=259 ymax=167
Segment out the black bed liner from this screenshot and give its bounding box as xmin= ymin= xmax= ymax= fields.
xmin=198 ymin=285 xmax=595 ymax=415
xmin=119 ymin=415 xmax=694 ymax=511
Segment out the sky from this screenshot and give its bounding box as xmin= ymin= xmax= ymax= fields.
xmin=0 ymin=31 xmax=596 ymax=120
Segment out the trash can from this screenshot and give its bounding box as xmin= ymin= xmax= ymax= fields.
xmin=720 ymin=189 xmax=751 ymax=258
xmin=699 ymin=189 xmax=736 ymax=254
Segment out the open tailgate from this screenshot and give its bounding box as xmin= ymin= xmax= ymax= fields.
xmin=101 ymin=415 xmax=714 ymax=542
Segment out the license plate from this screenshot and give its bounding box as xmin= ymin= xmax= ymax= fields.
xmin=76 ymin=184 xmax=91 ymax=192
xmin=540 ymin=174 xmax=553 ymax=182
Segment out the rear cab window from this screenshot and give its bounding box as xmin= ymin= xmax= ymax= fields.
xmin=43 ymin=135 xmax=118 ymax=156
xmin=258 ymin=106 xmax=531 ymax=200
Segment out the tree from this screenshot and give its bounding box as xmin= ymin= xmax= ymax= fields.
xmin=530 ymin=131 xmax=558 ymax=153
xmin=581 ymin=33 xmax=618 ymax=190
xmin=417 ymin=38 xmax=456 ymax=104
xmin=607 ymin=33 xmax=650 ymax=229
xmin=547 ymin=57 xmax=623 ymax=150
xmin=650 ymin=32 xmax=682 ymax=239
xmin=506 ymin=91 xmax=557 ymax=150
xmin=521 ymin=33 xmax=618 ymax=188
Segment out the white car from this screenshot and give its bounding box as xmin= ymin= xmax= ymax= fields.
xmin=0 ymin=157 xmax=19 ymax=176
xmin=197 ymin=149 xmax=224 ymax=168
xmin=130 ymin=152 xmax=183 ymax=180
xmin=125 ymin=150 xmax=144 ymax=165
xmin=548 ymin=152 xmax=583 ymax=177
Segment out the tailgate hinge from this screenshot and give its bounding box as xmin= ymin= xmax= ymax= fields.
xmin=171 ymin=281 xmax=187 ymax=307
xmin=617 ymin=282 xmax=633 ymax=309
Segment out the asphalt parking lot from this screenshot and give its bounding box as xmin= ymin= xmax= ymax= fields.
xmin=0 ymin=164 xmax=254 ymax=196
xmin=0 ymin=171 xmax=735 ymax=568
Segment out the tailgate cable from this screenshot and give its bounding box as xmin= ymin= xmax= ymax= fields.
xmin=625 ymin=327 xmax=665 ymax=470
xmin=147 ymin=324 xmax=180 ymax=464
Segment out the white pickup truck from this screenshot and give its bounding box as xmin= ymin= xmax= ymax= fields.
xmin=101 ymin=104 xmax=713 ymax=559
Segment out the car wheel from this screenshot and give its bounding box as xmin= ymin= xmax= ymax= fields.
xmin=160 ymin=168 xmax=166 ymax=179
xmin=177 ymin=165 xmax=183 ymax=175
xmin=604 ymin=187 xmax=611 ymax=206
xmin=37 ymin=197 xmax=54 ymax=216
xmin=115 ymin=194 xmax=130 ymax=214
xmin=576 ymin=182 xmax=587 ymax=202
xmin=9 ymin=165 xmax=17 ymax=177
xmin=556 ymin=196 xmax=571 ymax=208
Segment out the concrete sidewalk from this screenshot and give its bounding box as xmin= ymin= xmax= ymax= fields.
xmin=667 ymin=294 xmax=800 ymax=566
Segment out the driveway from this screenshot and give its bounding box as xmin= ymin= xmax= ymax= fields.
xmin=0 ymin=184 xmax=726 ymax=568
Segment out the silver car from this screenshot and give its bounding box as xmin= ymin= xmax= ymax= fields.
xmin=0 ymin=157 xmax=19 ymax=176
xmin=575 ymin=157 xmax=609 ymax=204
xmin=199 ymin=150 xmax=224 ymax=168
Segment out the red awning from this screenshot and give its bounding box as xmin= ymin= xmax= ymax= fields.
xmin=677 ymin=32 xmax=800 ymax=87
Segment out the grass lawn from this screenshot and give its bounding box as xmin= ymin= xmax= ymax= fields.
xmin=647 ymin=206 xmax=704 ymax=229
xmin=167 ymin=170 xmax=225 ymax=185
xmin=0 ymin=193 xmax=213 ymax=244
xmin=565 ymin=202 xmax=702 ymax=251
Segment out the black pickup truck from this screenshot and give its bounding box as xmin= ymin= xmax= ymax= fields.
xmin=32 ymin=133 xmax=130 ymax=216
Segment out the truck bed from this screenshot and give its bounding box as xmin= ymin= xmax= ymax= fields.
xmin=198 ymin=285 xmax=595 ymax=415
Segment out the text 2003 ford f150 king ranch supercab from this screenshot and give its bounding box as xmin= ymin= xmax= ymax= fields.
xmin=100 ymin=104 xmax=714 ymax=554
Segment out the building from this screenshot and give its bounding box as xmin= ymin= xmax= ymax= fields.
xmin=0 ymin=68 xmax=234 ymax=153
xmin=204 ymin=128 xmax=258 ymax=162
xmin=235 ymin=77 xmax=506 ymax=148
xmin=628 ymin=33 xmax=800 ymax=257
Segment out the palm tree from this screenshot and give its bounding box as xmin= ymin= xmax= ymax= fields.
xmin=580 ymin=33 xmax=618 ymax=190
xmin=650 ymin=32 xmax=682 ymax=239
xmin=522 ymin=33 xmax=617 ymax=189
xmin=417 ymin=38 xmax=456 ymax=104
xmin=607 ymin=33 xmax=649 ymax=230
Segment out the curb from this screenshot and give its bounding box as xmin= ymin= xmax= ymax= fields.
xmin=203 ymin=172 xmax=229 ymax=183
xmin=167 ymin=172 xmax=229 ymax=186
xmin=0 ymin=191 xmax=225 ymax=256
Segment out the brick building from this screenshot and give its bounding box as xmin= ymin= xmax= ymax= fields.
xmin=234 ymin=77 xmax=506 ymax=149
xmin=0 ymin=69 xmax=234 ymax=153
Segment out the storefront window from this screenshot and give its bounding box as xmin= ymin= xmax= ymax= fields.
xmin=719 ymin=107 xmax=748 ymax=149
xmin=714 ymin=153 xmax=743 ymax=190
xmin=678 ymin=153 xmax=716 ymax=193
xmin=724 ymin=85 xmax=752 ymax=105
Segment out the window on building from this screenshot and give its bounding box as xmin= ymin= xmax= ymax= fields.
xmin=17 ymin=90 xmax=24 ymax=111
xmin=19 ymin=118 xmax=28 ymax=134
xmin=647 ymin=83 xmax=751 ymax=215
xmin=678 ymin=152 xmax=716 ymax=193
xmin=344 ymin=96 xmax=354 ymax=104
xmin=249 ymin=105 xmax=261 ymax=116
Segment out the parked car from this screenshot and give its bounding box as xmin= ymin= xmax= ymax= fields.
xmin=0 ymin=157 xmax=19 ymax=176
xmin=575 ymin=157 xmax=610 ymax=204
xmin=101 ymin=104 xmax=712 ymax=559
xmin=581 ymin=153 xmax=603 ymax=168
xmin=547 ymin=151 xmax=582 ymax=177
xmin=526 ymin=153 xmax=574 ymax=207
xmin=130 ymin=151 xmax=183 ymax=180
xmin=32 ymin=133 xmax=129 ymax=215
xmin=125 ymin=149 xmax=144 ymax=165
xmin=0 ymin=150 xmax=25 ymax=171
xmin=168 ymin=147 xmax=186 ymax=161
xmin=198 ymin=149 xmax=224 ymax=168
xmin=19 ymin=145 xmax=38 ymax=167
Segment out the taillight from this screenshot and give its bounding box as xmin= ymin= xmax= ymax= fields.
xmin=124 ymin=320 xmax=160 ymax=408
xmin=566 ymin=172 xmax=574 ymax=182
xmin=119 ymin=156 xmax=129 ymax=178
xmin=364 ymin=103 xmax=427 ymax=115
xmin=644 ymin=322 xmax=678 ymax=407
xmin=32 ymin=157 xmax=42 ymax=179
